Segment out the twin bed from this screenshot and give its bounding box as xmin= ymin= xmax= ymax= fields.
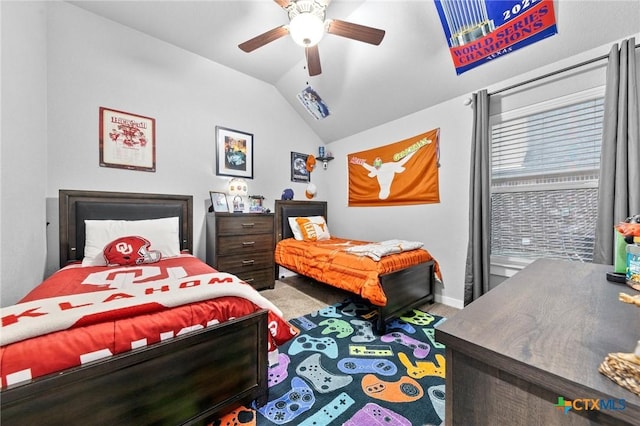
xmin=1 ymin=191 xmax=440 ymax=425
xmin=1 ymin=190 xmax=296 ymax=425
xmin=273 ymin=200 xmax=440 ymax=334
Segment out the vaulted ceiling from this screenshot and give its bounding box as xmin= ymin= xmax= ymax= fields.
xmin=68 ymin=1 xmax=640 ymax=143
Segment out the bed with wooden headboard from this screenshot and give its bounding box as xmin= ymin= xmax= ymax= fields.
xmin=1 ymin=190 xmax=289 ymax=425
xmin=274 ymin=200 xmax=438 ymax=333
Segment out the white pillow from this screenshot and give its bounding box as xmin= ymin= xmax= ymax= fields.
xmin=288 ymin=216 xmax=330 ymax=241
xmin=288 ymin=217 xmax=305 ymax=240
xmin=82 ymin=217 xmax=180 ymax=266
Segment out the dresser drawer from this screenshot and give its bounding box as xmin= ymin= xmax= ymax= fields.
xmin=217 ymin=215 xmax=274 ymax=235
xmin=216 ymin=251 xmax=275 ymax=273
xmin=206 ymin=213 xmax=275 ymax=285
xmin=217 ymin=233 xmax=274 ymax=255
xmin=234 ymin=267 xmax=275 ymax=290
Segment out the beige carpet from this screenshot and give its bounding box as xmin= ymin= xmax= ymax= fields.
xmin=260 ymin=280 xmax=334 ymax=320
xmin=262 ymin=275 xmax=460 ymax=320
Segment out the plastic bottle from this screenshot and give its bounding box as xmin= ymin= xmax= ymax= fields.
xmin=627 ymin=236 xmax=640 ymax=287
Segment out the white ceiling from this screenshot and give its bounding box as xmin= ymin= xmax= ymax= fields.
xmin=67 ymin=0 xmax=640 ymax=143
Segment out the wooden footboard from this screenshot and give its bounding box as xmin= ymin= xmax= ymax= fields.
xmin=376 ymin=260 xmax=435 ymax=333
xmin=1 ymin=190 xmax=270 ymax=424
xmin=1 ymin=310 xmax=269 ymax=425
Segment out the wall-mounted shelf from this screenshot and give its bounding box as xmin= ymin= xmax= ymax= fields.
xmin=317 ymin=156 xmax=334 ymax=169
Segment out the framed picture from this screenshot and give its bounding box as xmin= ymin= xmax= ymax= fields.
xmin=297 ymin=86 xmax=330 ymax=120
xmin=249 ymin=195 xmax=265 ymax=213
xmin=209 ymin=191 xmax=229 ymax=213
xmin=216 ymin=126 xmax=253 ymax=179
xmin=291 ymin=152 xmax=311 ymax=183
xmin=99 ymin=107 xmax=156 ymax=172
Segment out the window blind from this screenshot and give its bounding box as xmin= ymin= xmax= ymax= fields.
xmin=490 ymin=97 xmax=604 ymax=262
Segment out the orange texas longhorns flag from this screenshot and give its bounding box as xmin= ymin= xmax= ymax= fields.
xmin=348 ymin=129 xmax=440 ymax=207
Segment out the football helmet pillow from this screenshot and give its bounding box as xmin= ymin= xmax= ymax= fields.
xmin=103 ymin=235 xmax=162 ymax=266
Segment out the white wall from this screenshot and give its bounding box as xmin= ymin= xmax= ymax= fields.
xmin=0 ymin=1 xmax=48 ymax=306
xmin=1 ymin=0 xmax=637 ymax=309
xmin=324 ymin=32 xmax=640 ymax=308
xmin=323 ymin=96 xmax=473 ymax=308
xmin=44 ymin=1 xmax=327 ymax=272
xmin=1 ymin=1 xmax=324 ymax=305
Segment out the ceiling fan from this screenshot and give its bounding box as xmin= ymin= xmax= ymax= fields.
xmin=238 ymin=0 xmax=385 ymax=76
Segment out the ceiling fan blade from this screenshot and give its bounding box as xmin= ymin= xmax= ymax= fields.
xmin=238 ymin=26 xmax=289 ymax=53
xmin=305 ymin=45 xmax=322 ymax=76
xmin=327 ymin=19 xmax=385 ymax=45
xmin=273 ymin=0 xmax=291 ymax=8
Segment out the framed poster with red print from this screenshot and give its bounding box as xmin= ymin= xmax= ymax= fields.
xmin=99 ymin=107 xmax=156 ymax=172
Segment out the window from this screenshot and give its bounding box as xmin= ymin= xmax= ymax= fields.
xmin=490 ymin=90 xmax=604 ymax=264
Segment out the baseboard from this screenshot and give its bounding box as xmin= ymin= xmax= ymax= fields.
xmin=436 ymin=294 xmax=464 ymax=310
xmin=278 ymin=266 xmax=297 ymax=279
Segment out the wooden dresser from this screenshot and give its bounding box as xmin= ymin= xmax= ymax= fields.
xmin=435 ymin=259 xmax=640 ymax=425
xmin=206 ymin=212 xmax=275 ymax=290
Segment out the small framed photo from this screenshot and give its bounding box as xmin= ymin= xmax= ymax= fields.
xmin=291 ymin=152 xmax=311 ymax=183
xmin=216 ymin=126 xmax=253 ymax=179
xmin=209 ymin=191 xmax=229 ymax=213
xmin=297 ymin=86 xmax=330 ymax=120
xmin=99 ymin=107 xmax=156 ymax=172
xmin=249 ymin=195 xmax=265 ymax=213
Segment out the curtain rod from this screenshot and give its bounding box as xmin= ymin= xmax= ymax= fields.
xmin=489 ymin=42 xmax=640 ymax=96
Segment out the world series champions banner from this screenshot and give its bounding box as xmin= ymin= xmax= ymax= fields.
xmin=434 ymin=0 xmax=557 ymax=75
xmin=348 ymin=129 xmax=440 ymax=207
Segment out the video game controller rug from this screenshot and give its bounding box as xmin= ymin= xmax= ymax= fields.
xmin=209 ymin=406 xmax=256 ymax=426
xmin=211 ymin=298 xmax=447 ymax=426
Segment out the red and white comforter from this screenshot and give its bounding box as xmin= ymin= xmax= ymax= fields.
xmin=1 ymin=255 xmax=297 ymax=388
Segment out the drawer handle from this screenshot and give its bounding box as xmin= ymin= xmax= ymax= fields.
xmin=241 ymin=222 xmax=255 ymax=228
xmin=242 ymin=259 xmax=255 ymax=265
xmin=242 ymin=241 xmax=256 ymax=246
xmin=244 ymin=278 xmax=255 ymax=283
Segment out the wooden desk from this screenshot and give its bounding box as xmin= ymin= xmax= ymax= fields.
xmin=435 ymin=259 xmax=640 ymax=425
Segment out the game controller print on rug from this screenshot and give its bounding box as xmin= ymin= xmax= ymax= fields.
xmin=212 ymin=298 xmax=447 ymax=426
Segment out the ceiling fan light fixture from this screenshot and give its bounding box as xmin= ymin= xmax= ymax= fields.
xmin=239 ymin=0 xmax=385 ymax=77
xmin=289 ymin=12 xmax=325 ymax=47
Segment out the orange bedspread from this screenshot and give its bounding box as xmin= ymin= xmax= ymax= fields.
xmin=275 ymin=237 xmax=441 ymax=306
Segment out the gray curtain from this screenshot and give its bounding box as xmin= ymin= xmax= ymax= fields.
xmin=464 ymin=89 xmax=490 ymax=305
xmin=593 ymin=37 xmax=640 ymax=264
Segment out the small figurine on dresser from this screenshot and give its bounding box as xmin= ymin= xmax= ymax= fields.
xmin=598 ymin=292 xmax=640 ymax=396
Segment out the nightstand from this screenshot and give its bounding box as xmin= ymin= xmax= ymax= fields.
xmin=206 ymin=212 xmax=275 ymax=290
